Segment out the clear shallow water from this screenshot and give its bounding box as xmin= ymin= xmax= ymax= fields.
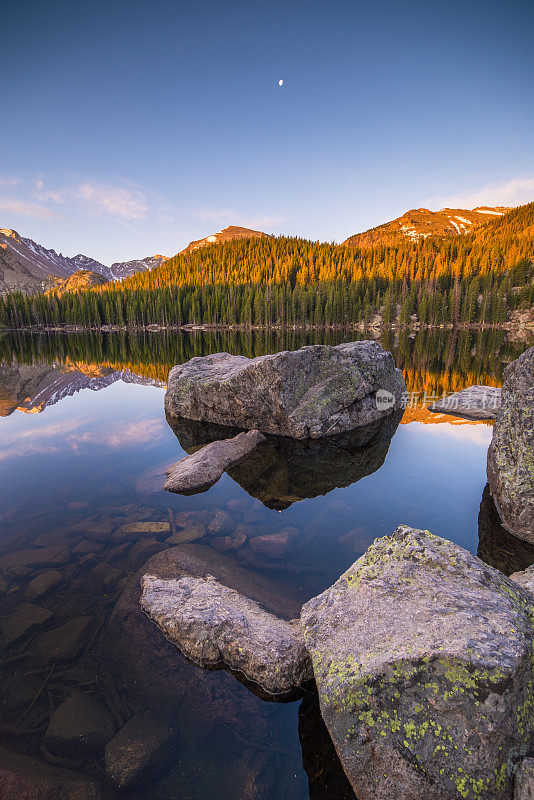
xmin=0 ymin=329 xmax=533 ymax=799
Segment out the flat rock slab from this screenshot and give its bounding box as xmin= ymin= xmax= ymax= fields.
xmin=163 ymin=429 xmax=265 ymax=494
xmin=164 ymin=341 xmax=406 ymax=439
xmin=140 ymin=573 xmax=312 ymax=697
xmin=488 ymin=346 xmax=534 ymax=543
xmin=300 ymin=525 xmax=534 ymax=800
xmin=429 ymin=385 xmax=501 ymax=420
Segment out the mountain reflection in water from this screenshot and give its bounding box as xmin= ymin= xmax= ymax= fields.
xmin=0 ymin=327 xmax=532 ymax=800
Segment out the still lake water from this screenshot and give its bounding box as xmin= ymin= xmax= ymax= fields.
xmin=0 ymin=328 xmax=533 ymax=799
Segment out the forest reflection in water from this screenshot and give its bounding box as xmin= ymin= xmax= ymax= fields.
xmin=0 ymin=327 xmax=532 ymax=800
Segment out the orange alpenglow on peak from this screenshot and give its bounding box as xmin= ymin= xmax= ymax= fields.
xmin=181 ymin=225 xmax=268 ymax=254
xmin=343 ymin=206 xmax=513 ymax=247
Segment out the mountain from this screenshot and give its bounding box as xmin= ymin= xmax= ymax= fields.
xmin=44 ymin=270 xmax=109 ymax=296
xmin=182 ymin=225 xmax=268 ymax=253
xmin=108 ymin=254 xmax=167 ymax=281
xmin=0 ymin=228 xmax=167 ymax=293
xmin=0 ymin=361 xmax=164 ymax=417
xmin=343 ymin=207 xmax=511 ymax=247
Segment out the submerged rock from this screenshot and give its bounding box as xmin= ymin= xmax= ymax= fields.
xmin=1 ymin=603 xmax=53 ymax=647
xmin=164 ymin=341 xmax=406 ymax=439
xmin=488 ymin=346 xmax=534 ymax=543
xmin=163 ymin=429 xmax=265 ymax=494
xmin=25 ymin=570 xmax=62 ymax=600
xmin=34 ymin=616 xmax=94 ymax=664
xmin=0 ymin=744 xmax=103 ymax=800
xmin=300 ymin=525 xmax=534 ymax=800
xmin=140 ymin=573 xmax=312 ymax=697
xmin=44 ymin=692 xmax=117 ymax=758
xmin=429 ymin=385 xmax=501 ymax=420
xmin=104 ymin=710 xmax=178 ymax=790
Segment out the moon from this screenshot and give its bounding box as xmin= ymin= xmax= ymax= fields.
xmin=278 ymin=79 xmax=284 ymax=86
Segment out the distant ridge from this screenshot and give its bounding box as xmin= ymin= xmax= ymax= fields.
xmin=0 ymin=228 xmax=167 ymax=293
xmin=343 ymin=206 xmax=512 ymax=247
xmin=182 ymin=225 xmax=268 ymax=253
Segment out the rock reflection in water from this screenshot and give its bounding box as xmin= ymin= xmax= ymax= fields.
xmin=165 ymin=411 xmax=403 ymax=510
xmin=478 ymin=483 xmax=534 ymax=575
xmin=298 ymin=691 xmax=357 ymax=800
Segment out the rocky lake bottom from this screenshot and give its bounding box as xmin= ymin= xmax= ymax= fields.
xmin=1 ymin=327 xmax=534 ymax=799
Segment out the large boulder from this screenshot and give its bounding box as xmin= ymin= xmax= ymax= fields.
xmin=300 ymin=525 xmax=534 ymax=800
xmin=164 ymin=341 xmax=406 ymax=439
xmin=488 ymin=346 xmax=534 ymax=543
xmin=140 ymin=573 xmax=312 ymax=697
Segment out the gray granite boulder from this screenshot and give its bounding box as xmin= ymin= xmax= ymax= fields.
xmin=515 ymin=758 xmax=534 ymax=799
xmin=164 ymin=341 xmax=406 ymax=439
xmin=163 ymin=429 xmax=265 ymax=494
xmin=511 ymin=564 xmax=534 ymax=597
xmin=430 ymin=385 xmax=501 ymax=420
xmin=300 ymin=525 xmax=534 ymax=800
xmin=488 ymin=346 xmax=534 ymax=543
xmin=140 ymin=573 xmax=312 ymax=697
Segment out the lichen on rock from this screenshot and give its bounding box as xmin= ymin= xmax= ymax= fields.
xmin=164 ymin=341 xmax=406 ymax=439
xmin=300 ymin=525 xmax=534 ymax=800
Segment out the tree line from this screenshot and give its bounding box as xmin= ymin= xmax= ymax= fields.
xmin=1 ymin=203 xmax=532 ymax=330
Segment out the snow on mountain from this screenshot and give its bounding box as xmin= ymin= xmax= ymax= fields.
xmin=108 ymin=254 xmax=167 ymax=280
xmin=181 ymin=225 xmax=268 ymax=253
xmin=343 ymin=207 xmax=512 ymax=247
xmin=0 ymin=228 xmax=167 ymax=293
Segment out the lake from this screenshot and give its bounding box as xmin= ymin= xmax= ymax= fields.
xmin=1 ymin=327 xmax=533 ymax=799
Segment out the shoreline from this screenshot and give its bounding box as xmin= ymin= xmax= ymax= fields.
xmin=2 ymin=322 xmax=534 ymax=335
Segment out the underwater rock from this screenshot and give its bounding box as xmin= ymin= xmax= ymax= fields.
xmin=0 ymin=744 xmax=103 ymax=800
xmin=429 ymin=385 xmax=501 ymax=420
xmin=140 ymin=574 xmax=312 ymax=697
xmin=163 ymin=429 xmax=265 ymax=494
xmin=249 ymin=531 xmax=291 ymax=559
xmin=1 ymin=603 xmax=53 ymax=647
xmin=34 ymin=616 xmax=95 ymax=664
xmin=300 ymin=524 xmax=534 ymax=800
xmin=164 ymin=341 xmax=406 ymax=439
xmin=104 ymin=710 xmax=178 ymax=790
xmin=488 ymin=346 xmax=534 ymax=543
xmin=25 ymin=570 xmax=62 ymax=600
xmin=44 ymin=692 xmax=117 ymax=758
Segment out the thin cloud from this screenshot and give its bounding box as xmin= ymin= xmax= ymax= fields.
xmin=193 ymin=207 xmax=284 ymax=230
xmin=0 ymin=177 xmax=20 ymax=188
xmin=38 ymin=180 xmax=148 ymax=220
xmin=431 ymin=176 xmax=534 ymax=210
xmin=0 ymin=198 xmax=57 ymax=220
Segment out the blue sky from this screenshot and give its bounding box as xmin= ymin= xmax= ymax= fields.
xmin=1 ymin=0 xmax=533 ymax=264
